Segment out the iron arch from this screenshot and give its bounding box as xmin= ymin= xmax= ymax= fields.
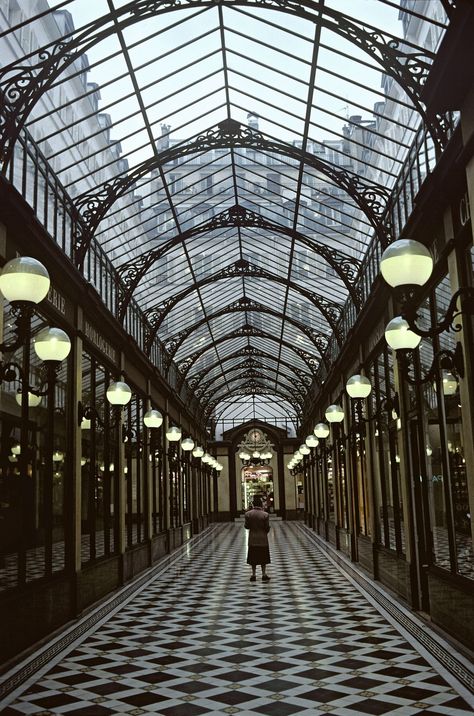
xmin=203 ymin=377 xmax=304 ymax=415
xmin=176 ymin=326 xmax=320 ymax=380
xmin=196 ymin=360 xmax=307 ymax=402
xmin=116 ymin=204 xmax=361 ymax=319
xmin=0 ymin=0 xmax=445 ymax=176
xmin=187 ymin=345 xmax=314 ymax=394
xmin=204 ymin=382 xmax=303 ymax=420
xmin=73 ymin=120 xmax=390 ymax=267
xmin=145 ymin=259 xmax=342 ymax=353
xmin=163 ymin=295 xmax=329 ymax=364
xmin=203 ymin=378 xmax=303 ymax=414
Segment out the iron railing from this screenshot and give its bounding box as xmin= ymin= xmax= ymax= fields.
xmin=6 ymin=127 xmax=202 ymax=417
xmin=303 ymin=113 xmax=457 ymax=415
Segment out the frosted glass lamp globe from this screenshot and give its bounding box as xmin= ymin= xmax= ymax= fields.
xmin=181 ymin=437 xmax=195 ymax=451
xmin=380 ymin=239 xmax=433 ymax=288
xmin=305 ymin=434 xmax=319 ymax=448
xmin=325 ymin=404 xmax=344 ymax=423
xmin=106 ymin=381 xmax=132 ymax=406
xmin=346 ymin=375 xmax=372 ymax=399
xmin=144 ymin=409 xmax=163 ymax=428
xmin=385 ymin=316 xmax=421 ymax=350
xmin=314 ymin=422 xmax=330 ymax=439
xmin=193 ymin=446 xmax=205 ymax=458
xmin=299 ymin=443 xmax=310 ymax=455
xmin=34 ymin=327 xmax=71 ymax=362
xmin=166 ymin=426 xmax=182 ymax=441
xmin=0 ymin=256 xmax=50 ymax=304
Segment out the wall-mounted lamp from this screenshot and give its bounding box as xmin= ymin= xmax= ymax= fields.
xmin=346 ymin=373 xmax=399 ymax=433
xmin=2 ymin=325 xmax=71 ymax=405
xmin=78 ymin=380 xmax=132 ymax=429
xmin=325 ymin=404 xmax=345 ymax=424
xmin=144 ymin=408 xmax=163 ymax=428
xmin=314 ymin=422 xmax=330 ymax=439
xmin=181 ymin=437 xmax=195 ymax=452
xmin=165 ymin=425 xmax=182 ymax=442
xmin=0 ymin=257 xmax=51 ymax=353
xmin=380 ymin=239 xmax=474 ymax=340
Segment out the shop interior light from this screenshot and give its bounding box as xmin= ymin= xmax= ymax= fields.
xmin=16 ymin=391 xmax=42 ymax=407
xmin=442 ymin=371 xmax=458 ymax=396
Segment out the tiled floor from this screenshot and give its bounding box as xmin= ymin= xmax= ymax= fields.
xmin=1 ymin=523 xmax=473 ymax=715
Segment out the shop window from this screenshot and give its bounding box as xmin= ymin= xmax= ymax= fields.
xmin=0 ymin=312 xmax=69 ymax=591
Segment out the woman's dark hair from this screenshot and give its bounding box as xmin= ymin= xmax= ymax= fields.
xmin=253 ymin=496 xmax=262 ymax=507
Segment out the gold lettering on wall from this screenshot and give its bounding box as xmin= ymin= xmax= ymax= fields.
xmin=47 ymin=286 xmax=66 ymax=315
xmin=84 ymin=321 xmax=116 ymax=362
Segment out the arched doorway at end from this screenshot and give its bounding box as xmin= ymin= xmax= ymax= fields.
xmin=241 ymin=463 xmax=274 ymax=513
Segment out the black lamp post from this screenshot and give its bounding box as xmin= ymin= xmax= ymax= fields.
xmin=0 ymin=257 xmax=72 ymax=581
xmin=380 ymin=239 xmax=471 ymax=370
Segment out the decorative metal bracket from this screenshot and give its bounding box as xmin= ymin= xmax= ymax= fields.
xmin=348 ymin=392 xmax=400 ymax=438
xmin=77 ymin=399 xmax=126 ymax=431
xmin=0 ymin=303 xmax=34 ymax=353
xmin=398 ymin=343 xmax=464 ymax=386
xmin=402 ymin=286 xmax=474 ymax=339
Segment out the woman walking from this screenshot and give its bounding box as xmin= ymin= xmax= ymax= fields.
xmin=245 ymin=496 xmax=271 ymax=582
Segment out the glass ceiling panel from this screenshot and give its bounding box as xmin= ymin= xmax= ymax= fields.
xmin=1 ymin=0 xmax=449 ymax=429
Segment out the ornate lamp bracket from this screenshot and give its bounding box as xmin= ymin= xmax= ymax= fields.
xmin=398 ymin=343 xmax=464 ymax=386
xmin=400 ymin=286 xmax=474 ymax=339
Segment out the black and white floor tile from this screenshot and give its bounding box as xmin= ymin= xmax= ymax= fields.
xmin=1 ymin=522 xmax=473 ymax=715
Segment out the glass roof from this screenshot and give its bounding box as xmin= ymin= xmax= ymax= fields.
xmin=0 ymin=0 xmax=450 ymax=429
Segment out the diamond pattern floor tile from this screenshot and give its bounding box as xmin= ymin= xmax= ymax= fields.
xmin=1 ymin=523 xmax=472 ymax=715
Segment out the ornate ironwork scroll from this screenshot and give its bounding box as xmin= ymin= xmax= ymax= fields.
xmin=203 ymin=382 xmax=303 ymax=420
xmin=185 ymin=345 xmax=316 ymax=395
xmin=175 ymin=325 xmax=319 ymax=379
xmin=197 ymin=358 xmax=307 ymax=401
xmin=116 ymin=205 xmax=361 ymax=319
xmin=202 ymin=373 xmax=305 ymax=409
xmin=163 ymin=294 xmax=331 ymax=362
xmin=144 ymin=259 xmax=342 ymax=353
xmin=76 ymin=122 xmax=390 ymax=270
xmin=0 ymin=0 xmax=447 ymax=175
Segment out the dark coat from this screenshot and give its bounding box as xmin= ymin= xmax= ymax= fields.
xmin=245 ymin=507 xmax=270 ymax=547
